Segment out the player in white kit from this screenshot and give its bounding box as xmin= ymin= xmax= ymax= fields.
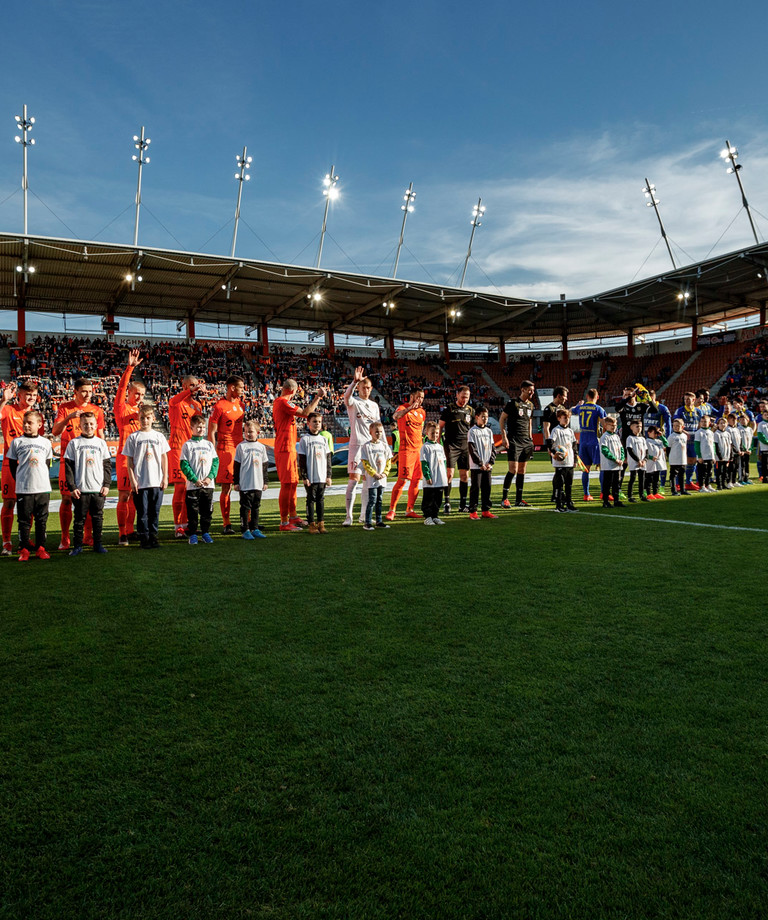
xmin=342 ymin=366 xmax=381 ymax=527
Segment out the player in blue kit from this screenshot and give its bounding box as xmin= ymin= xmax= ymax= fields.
xmin=672 ymin=393 xmax=703 ymax=490
xmin=643 ymin=390 xmax=672 ymax=489
xmin=574 ymin=389 xmax=606 ymax=502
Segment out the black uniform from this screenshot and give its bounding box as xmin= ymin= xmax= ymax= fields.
xmin=440 ymin=402 xmax=475 ymax=470
xmin=614 ymin=397 xmax=658 ymax=445
xmin=503 ymin=397 xmax=534 ymax=462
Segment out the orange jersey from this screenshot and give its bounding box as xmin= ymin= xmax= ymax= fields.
xmin=396 ymin=405 xmax=426 ymax=452
xmin=114 ymin=365 xmax=141 ymax=449
xmin=55 ymin=400 xmax=106 ymax=457
xmin=209 ymin=398 xmax=244 ymax=449
xmin=273 ymin=395 xmax=300 ymax=454
xmin=168 ymin=389 xmax=203 ymax=449
xmin=2 ymin=402 xmax=45 ymax=453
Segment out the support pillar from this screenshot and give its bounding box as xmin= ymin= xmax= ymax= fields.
xmin=261 ymin=322 xmax=269 ymax=358
xmin=691 ymin=321 xmax=698 ymax=351
xmin=561 ymin=329 xmax=569 ymax=363
xmin=498 ymin=337 xmax=506 ymax=365
xmin=387 ymin=332 xmax=395 ymax=360
xmin=327 ymin=326 xmax=335 ymax=355
xmin=627 ymin=328 xmax=634 ymax=359
xmin=187 ymin=315 xmax=195 ymax=343
xmin=17 ymin=307 xmax=26 ymax=347
xmin=760 ymin=300 xmax=766 ymax=330
xmin=442 ymin=334 xmax=450 ymax=366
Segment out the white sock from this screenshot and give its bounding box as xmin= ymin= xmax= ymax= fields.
xmin=358 ymin=481 xmax=369 ymax=519
xmin=345 ymin=480 xmax=359 ymax=518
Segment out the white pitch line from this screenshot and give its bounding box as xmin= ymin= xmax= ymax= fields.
xmin=577 ymin=512 xmax=768 ymax=535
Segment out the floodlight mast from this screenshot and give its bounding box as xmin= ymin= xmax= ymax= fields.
xmin=393 ymin=182 xmax=416 ymax=277
xmin=721 ymin=140 xmax=759 ymax=245
xmin=14 ymin=104 xmax=35 ymax=236
xmin=132 ymin=127 xmax=151 ymax=247
xmin=643 ymin=178 xmax=676 ymax=269
xmin=316 ymin=165 xmax=339 ymax=268
xmin=460 ymin=198 xmax=485 ymax=287
xmin=231 ymin=146 xmax=252 ymax=258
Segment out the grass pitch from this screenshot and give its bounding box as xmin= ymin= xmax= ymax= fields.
xmin=2 ymin=459 xmax=767 ymax=919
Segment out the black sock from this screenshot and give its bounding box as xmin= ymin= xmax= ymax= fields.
xmin=515 ymin=473 xmax=525 ymax=503
xmin=459 ymin=480 xmax=468 ymax=505
xmin=502 ymin=472 xmax=513 ymax=500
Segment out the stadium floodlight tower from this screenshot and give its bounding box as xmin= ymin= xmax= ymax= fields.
xmin=393 ymin=183 xmax=416 ymax=277
xmin=132 ymin=127 xmax=151 ymax=247
xmin=721 ymin=141 xmax=760 ymax=245
xmin=231 ymin=147 xmax=252 ymax=258
xmin=14 ymin=105 xmax=35 ymax=236
xmin=643 ymin=179 xmax=676 ymax=269
xmin=316 ymin=165 xmax=339 ymax=268
xmin=460 ymin=198 xmax=485 ymax=287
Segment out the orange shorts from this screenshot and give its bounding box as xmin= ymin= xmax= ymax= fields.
xmin=397 ymin=451 xmax=422 ymax=481
xmin=275 ymin=449 xmax=299 ymax=485
xmin=1 ymin=461 xmax=16 ymax=502
xmin=168 ymin=447 xmax=184 ymax=485
xmin=116 ymin=454 xmax=132 ymax=492
xmin=216 ymin=447 xmax=235 ymax=484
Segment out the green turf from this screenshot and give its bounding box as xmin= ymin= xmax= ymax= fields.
xmin=2 ymin=460 xmax=767 ymax=919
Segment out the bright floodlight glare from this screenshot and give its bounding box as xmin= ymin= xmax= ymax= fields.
xmin=326 ymin=186 xmax=339 ymax=201
xmin=126 ymin=273 xmax=133 ymax=282
xmin=16 ymin=265 xmax=22 ymax=273
xmin=28 ymin=266 xmax=36 ymax=274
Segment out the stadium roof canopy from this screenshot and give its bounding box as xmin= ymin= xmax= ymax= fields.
xmin=2 ymin=231 xmax=767 ymax=345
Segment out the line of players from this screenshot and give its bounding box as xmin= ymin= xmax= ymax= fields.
xmin=3 ymin=362 xmax=767 ymax=555
xmin=542 ymin=383 xmax=768 ymax=510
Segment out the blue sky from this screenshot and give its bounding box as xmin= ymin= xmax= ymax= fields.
xmin=2 ymin=0 xmax=768 ymax=338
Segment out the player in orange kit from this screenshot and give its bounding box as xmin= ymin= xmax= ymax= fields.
xmin=272 ymin=378 xmax=326 ymax=531
xmin=1 ymin=381 xmax=42 ymax=554
xmin=168 ymin=374 xmax=205 ymax=538
xmin=52 ymin=377 xmax=106 ymax=550
xmin=385 ymin=388 xmax=426 ymax=520
xmin=208 ymin=375 xmax=245 ymax=534
xmin=114 ymin=349 xmax=146 ymax=546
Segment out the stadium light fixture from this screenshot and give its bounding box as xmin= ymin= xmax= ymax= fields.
xmin=393 ymin=182 xmax=416 ymax=277
xmin=14 ymin=105 xmax=35 ymax=236
xmin=643 ymin=179 xmax=676 ymax=269
xmin=231 ymin=146 xmax=252 ymax=259
xmin=316 ymin=165 xmax=339 ymax=268
xmin=132 ymin=127 xmax=151 ymax=247
xmin=720 ymin=140 xmax=759 ymax=245
xmin=382 ymin=300 xmax=395 ymax=315
xmin=460 ymin=198 xmax=486 ymax=287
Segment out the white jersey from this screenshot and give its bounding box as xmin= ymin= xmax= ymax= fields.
xmin=360 ymin=438 xmax=392 ymax=488
xmin=668 ymin=431 xmax=688 ymax=466
xmin=694 ymin=428 xmax=716 ymax=462
xmin=180 ymin=437 xmax=217 ymax=491
xmin=645 ymin=438 xmax=665 ymax=473
xmin=122 ymin=429 xmax=170 ymax=489
xmin=64 ymin=435 xmax=112 ymax=492
xmin=549 ymin=425 xmax=575 ymax=468
xmin=739 ymin=424 xmax=754 ymax=451
xmin=297 ymin=432 xmax=332 ymax=483
xmin=6 ymin=435 xmax=53 ymax=494
xmin=420 ymin=441 xmax=449 ymax=488
xmin=757 ymin=420 xmax=768 ymax=453
xmin=714 ymin=429 xmax=732 ymax=461
xmin=625 ymin=434 xmax=647 ymax=471
xmin=727 ymin=425 xmax=742 ymax=452
xmin=234 ymin=439 xmax=269 ymax=491
xmin=599 ymin=431 xmax=623 ymax=471
xmin=467 ymin=425 xmax=495 ymax=469
xmin=347 ymin=395 xmax=380 ymax=449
